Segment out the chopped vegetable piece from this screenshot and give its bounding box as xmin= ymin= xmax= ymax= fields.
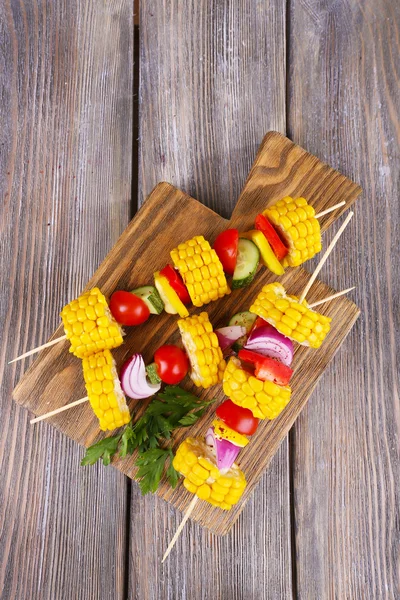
xmin=238 ymin=349 xmax=293 ymax=386
xmin=173 ymin=437 xmax=247 ymax=509
xmin=178 ymin=312 xmax=226 ymax=388
xmin=245 ymin=322 xmax=294 ymax=365
xmin=120 ymin=354 xmax=161 ymax=399
xmin=232 ymin=238 xmax=260 ymax=289
xmin=249 ymin=282 xmax=331 ymax=348
xmin=255 ymin=213 xmax=289 ymax=260
xmin=154 ymin=271 xmax=189 ymax=317
xmin=60 ymin=287 xmax=124 ymax=358
xmin=215 ymin=326 xmax=246 ymax=351
xmin=213 ymin=229 xmax=239 ymax=275
xmin=154 ymin=344 xmax=189 ymax=385
xmin=159 ymin=265 xmax=191 ymax=305
xmin=131 ymin=285 xmax=164 ymax=315
xmin=110 ymin=290 xmax=150 ymax=326
xmin=170 ymin=235 xmax=230 ymax=306
xmin=146 ymin=362 xmax=162 ymax=385
xmin=240 ymin=230 xmax=284 ymax=276
xmin=228 ymin=311 xmax=257 ymax=333
xmin=205 ymin=427 xmax=242 ymax=472
xmin=263 ymin=196 xmax=321 ymax=267
xmin=216 ymin=399 xmax=259 ymax=435
xmin=212 ymin=419 xmax=249 ymax=447
xmin=223 ymin=356 xmax=292 ymax=420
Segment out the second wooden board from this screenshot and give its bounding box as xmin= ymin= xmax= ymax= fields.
xmin=13 ymin=132 xmax=361 ymax=534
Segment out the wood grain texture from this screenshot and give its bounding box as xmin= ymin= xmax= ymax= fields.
xmin=0 ymin=1 xmax=133 ymax=599
xmin=288 ymin=1 xmax=400 ymax=598
xmin=14 ymin=141 xmax=361 ymax=532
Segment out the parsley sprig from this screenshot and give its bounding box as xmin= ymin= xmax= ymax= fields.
xmin=81 ymin=386 xmax=212 ymax=494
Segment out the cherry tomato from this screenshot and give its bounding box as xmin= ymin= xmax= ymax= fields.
xmin=213 ymin=229 xmax=239 ymax=275
xmin=216 ymin=399 xmax=259 ymax=435
xmin=109 ymin=290 xmax=150 ymax=326
xmin=159 ymin=265 xmax=191 ymax=305
xmin=154 ymin=345 xmax=189 ymax=384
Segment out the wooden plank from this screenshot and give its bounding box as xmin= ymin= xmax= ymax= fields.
xmin=1 ymin=1 xmax=133 ymax=598
xmin=13 ymin=133 xmax=361 ymax=519
xmin=288 ymin=1 xmax=400 ymax=598
xmin=136 ymin=3 xmax=290 ymax=593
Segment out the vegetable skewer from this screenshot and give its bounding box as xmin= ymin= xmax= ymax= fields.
xmin=27 ymin=287 xmax=355 ymax=425
xmin=9 ymin=200 xmax=348 ymax=365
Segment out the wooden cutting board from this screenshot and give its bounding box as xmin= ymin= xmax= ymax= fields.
xmin=13 ymin=131 xmax=362 ymax=535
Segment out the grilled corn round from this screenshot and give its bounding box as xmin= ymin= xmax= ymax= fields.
xmin=60 ymin=288 xmax=123 ymax=358
xmin=173 ymin=437 xmax=247 ymax=510
xmin=249 ymin=282 xmax=331 ymax=348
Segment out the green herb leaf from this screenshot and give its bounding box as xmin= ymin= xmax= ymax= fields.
xmin=81 ymin=385 xmax=213 ymax=494
xmin=81 ymin=434 xmax=121 ymax=466
xmin=119 ymin=423 xmax=136 ymax=458
xmin=135 ymin=448 xmax=170 ymax=495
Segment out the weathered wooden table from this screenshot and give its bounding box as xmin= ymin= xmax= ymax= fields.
xmin=1 ymin=2 xmax=399 ymax=599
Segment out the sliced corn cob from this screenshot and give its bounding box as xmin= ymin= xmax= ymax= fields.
xmin=60 ymin=287 xmax=124 ymax=358
xmin=249 ymin=282 xmax=331 ymax=348
xmin=223 ymin=356 xmax=291 ymax=420
xmin=170 ymin=235 xmax=230 ymax=307
xmin=173 ymin=437 xmax=247 ymax=510
xmin=178 ymin=312 xmax=226 ymax=388
xmin=263 ymin=196 xmax=321 ymax=267
xmin=82 ymin=349 xmax=130 ymax=431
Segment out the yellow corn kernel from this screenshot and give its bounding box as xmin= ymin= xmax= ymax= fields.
xmin=60 ymin=288 xmax=124 ymax=358
xmin=178 ymin=312 xmax=225 ymax=389
xmin=82 ymin=350 xmax=130 ymax=431
xmin=263 ymin=196 xmax=321 ymax=267
xmin=249 ymin=282 xmax=332 ymax=348
xmin=223 ymin=357 xmax=291 ymax=420
xmin=170 ymin=236 xmax=230 ymax=306
xmin=173 ymin=437 xmax=247 ymax=510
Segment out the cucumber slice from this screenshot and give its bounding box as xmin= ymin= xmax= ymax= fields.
xmin=228 ymin=311 xmax=257 ymax=333
xmin=232 ymin=238 xmax=260 ymax=289
xmin=232 ymin=336 xmax=247 ymax=353
xmin=132 ymin=286 xmax=164 ymax=315
xmin=146 ymin=362 xmax=162 ymax=384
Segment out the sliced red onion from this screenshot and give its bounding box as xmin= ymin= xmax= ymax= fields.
xmin=215 ymin=326 xmax=247 ymax=351
xmin=206 ymin=427 xmax=241 ymax=473
xmin=245 ymin=323 xmax=294 ymax=366
xmin=120 ymin=354 xmax=161 ymax=399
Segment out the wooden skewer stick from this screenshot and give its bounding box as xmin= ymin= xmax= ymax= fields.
xmin=299 ymin=211 xmax=354 ymax=304
xmin=308 ymin=287 xmax=356 ymax=308
xmin=9 ymin=334 xmax=67 ymax=364
xmin=162 ymin=495 xmax=199 ymax=563
xmin=30 ymin=396 xmax=89 ymax=424
xmin=314 ymin=201 xmax=346 ymax=219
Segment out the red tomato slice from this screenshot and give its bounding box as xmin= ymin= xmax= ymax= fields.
xmin=109 ymin=290 xmax=150 ymax=326
xmin=159 ymin=265 xmax=191 ymax=305
xmin=213 ymin=229 xmax=239 ymax=275
xmin=154 ymin=344 xmax=189 ymax=384
xmin=238 ymin=349 xmax=293 ymax=386
xmin=216 ymin=399 xmax=259 ymax=435
xmin=255 ymin=214 xmax=288 ymax=261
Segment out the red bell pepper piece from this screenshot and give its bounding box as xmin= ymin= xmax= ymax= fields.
xmin=255 ymin=214 xmax=289 ymax=261
xmin=159 ymin=265 xmax=191 ymax=305
xmin=238 ymin=348 xmax=293 ymax=386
